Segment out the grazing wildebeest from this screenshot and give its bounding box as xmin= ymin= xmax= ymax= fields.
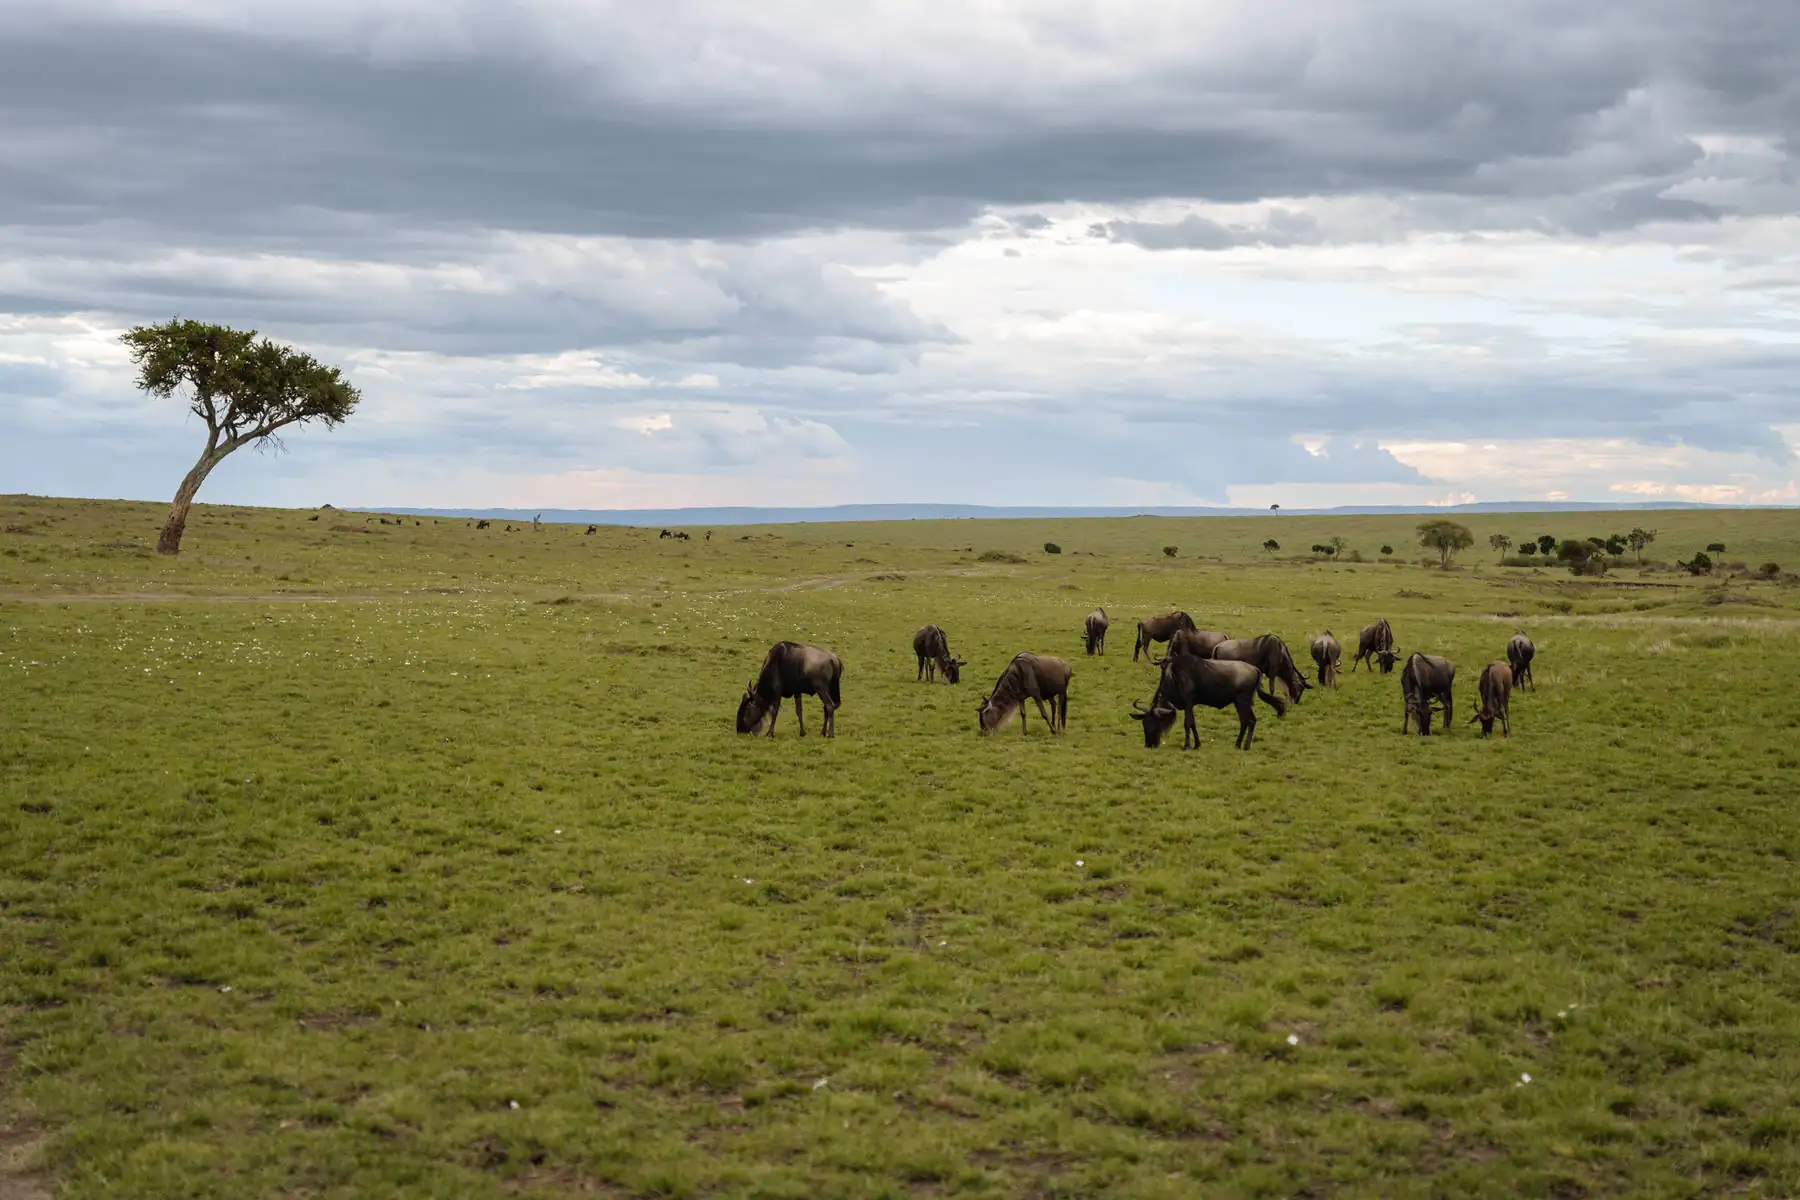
xmin=675 ymin=531 xmax=691 ymax=541
xmin=1084 ymin=608 xmax=1109 ymax=656
xmin=977 ymin=653 xmax=1071 ymax=736
xmin=912 ymin=624 xmax=966 ymax=683
xmin=1469 ymin=660 xmax=1514 ymax=737
xmin=1133 ymin=612 xmax=1198 ymax=661
xmin=1400 ymin=653 xmax=1457 ymax=735
xmin=1507 ymin=632 xmax=1536 ymax=691
xmin=1211 ymin=635 xmax=1311 ymax=702
xmin=1351 ymin=619 xmax=1398 ymax=673
xmin=1155 ymin=628 xmax=1230 ymax=662
xmin=1310 ymin=631 xmax=1342 ymax=688
xmin=659 ymin=529 xmax=672 ymax=539
xmin=476 ymin=520 xmax=490 ymax=529
xmin=705 ymin=531 xmax=712 ymax=542
xmin=1129 ymin=655 xmax=1286 ymax=750
xmin=736 ymin=642 xmax=842 ymax=738
xmin=585 ymin=525 xmax=598 ymax=535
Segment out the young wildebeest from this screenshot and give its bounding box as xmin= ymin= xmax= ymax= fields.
xmin=1400 ymin=652 xmax=1457 ymax=735
xmin=1507 ymin=632 xmax=1536 ymax=691
xmin=1084 ymin=608 xmax=1109 ymax=656
xmin=1351 ymin=618 xmax=1398 ymax=673
xmin=977 ymin=653 xmax=1071 ymax=736
xmin=1211 ymin=635 xmax=1311 ymax=702
xmin=1469 ymin=660 xmax=1513 ymax=737
xmin=912 ymin=624 xmax=966 ymax=683
xmin=1310 ymin=631 xmax=1342 ymax=689
xmin=736 ymin=641 xmax=842 ymax=738
xmin=1133 ymin=611 xmax=1198 ymax=661
xmin=1130 ymin=655 xmax=1286 ymax=751
xmin=1154 ymin=628 xmax=1230 ymax=663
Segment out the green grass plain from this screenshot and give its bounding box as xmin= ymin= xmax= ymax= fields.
xmin=4 ymin=494 xmax=1800 ymax=1198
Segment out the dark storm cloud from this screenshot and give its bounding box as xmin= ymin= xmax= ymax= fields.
xmin=0 ymin=2 xmax=1793 ymax=246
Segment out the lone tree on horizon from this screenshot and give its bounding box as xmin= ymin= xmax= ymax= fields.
xmin=123 ymin=319 xmax=360 ymax=555
xmin=1418 ymin=519 xmax=1475 ymax=568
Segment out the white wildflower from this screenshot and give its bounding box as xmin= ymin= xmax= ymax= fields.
xmin=1287 ymin=1034 xmax=1299 ymax=1046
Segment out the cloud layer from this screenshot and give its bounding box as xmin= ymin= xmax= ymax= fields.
xmin=1 ymin=0 xmax=1797 ymax=508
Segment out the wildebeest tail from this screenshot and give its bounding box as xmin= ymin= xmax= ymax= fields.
xmin=1257 ymin=686 xmax=1288 ymax=717
xmin=829 ymin=666 xmax=842 ymax=707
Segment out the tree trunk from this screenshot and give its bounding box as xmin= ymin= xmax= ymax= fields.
xmin=157 ymin=447 xmax=227 ymax=556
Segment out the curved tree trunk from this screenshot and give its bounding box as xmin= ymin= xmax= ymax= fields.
xmin=157 ymin=446 xmax=228 ymax=556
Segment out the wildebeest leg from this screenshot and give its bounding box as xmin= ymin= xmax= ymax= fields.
xmin=822 ymin=700 xmax=836 ymax=738
xmin=1019 ymin=705 xmax=1029 ymax=736
xmin=917 ymin=655 xmax=925 ymax=682
xmin=1500 ymin=703 xmax=1509 ymax=738
xmin=1441 ymin=689 xmax=1453 ymax=733
xmin=794 ymin=694 xmax=806 ymax=737
xmin=764 ymin=697 xmax=781 ymax=738
xmin=1236 ymin=694 xmax=1255 ymax=749
xmin=1033 ymin=697 xmax=1053 ymax=731
xmin=1183 ymin=706 xmax=1199 ymax=749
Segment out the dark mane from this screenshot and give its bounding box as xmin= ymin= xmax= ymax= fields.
xmin=754 ymin=642 xmax=797 ymax=702
xmin=986 ymin=655 xmax=1029 ymax=711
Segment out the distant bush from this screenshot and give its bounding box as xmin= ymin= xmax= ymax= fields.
xmin=1380 ymin=544 xmax=1394 ymax=556
xmin=1707 ymin=542 xmax=1727 ymax=553
xmin=1162 ymin=546 xmax=1178 ymax=558
xmin=977 ymin=550 xmax=1028 ymax=564
xmin=1759 ymin=562 xmax=1781 ymax=579
xmin=1347 ymin=549 xmax=1365 ymax=563
xmin=1500 ymin=555 xmax=1538 ymax=568
xmin=1682 ymin=551 xmax=1714 ymax=576
xmin=1557 ymin=540 xmax=1607 ymax=576
xmin=1043 ymin=542 xmax=1062 ymax=554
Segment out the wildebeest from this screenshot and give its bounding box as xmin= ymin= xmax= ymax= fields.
xmin=912 ymin=624 xmax=966 ymax=683
xmin=585 ymin=525 xmax=598 ymax=535
xmin=1310 ymin=631 xmax=1341 ymax=688
xmin=1155 ymin=628 xmax=1230 ymax=663
xmin=1507 ymin=632 xmax=1536 ymax=690
xmin=659 ymin=529 xmax=672 ymax=539
xmin=1469 ymin=660 xmax=1513 ymax=737
xmin=1133 ymin=611 xmax=1198 ymax=661
xmin=476 ymin=520 xmax=490 ymax=529
xmin=1400 ymin=653 xmax=1456 ymax=735
xmin=1129 ymin=654 xmax=1287 ymax=750
xmin=977 ymin=653 xmax=1071 ymax=736
xmin=1351 ymin=618 xmax=1398 ymax=673
xmin=1210 ymin=635 xmax=1311 ymax=702
xmin=736 ymin=642 xmax=842 ymax=738
xmin=1083 ymin=608 xmax=1109 ymax=656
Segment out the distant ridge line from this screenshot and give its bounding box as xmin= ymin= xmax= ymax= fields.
xmin=371 ymin=499 xmax=1764 ymax=527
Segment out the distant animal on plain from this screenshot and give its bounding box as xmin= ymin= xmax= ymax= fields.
xmin=1470 ymin=661 xmax=1513 ymax=737
xmin=912 ymin=624 xmax=966 ymax=683
xmin=1309 ymin=632 xmax=1341 ymax=688
xmin=1351 ymin=619 xmax=1398 ymax=674
xmin=706 ymin=531 xmax=712 ymax=542
xmin=1210 ymin=635 xmax=1311 ymax=702
xmin=585 ymin=525 xmax=598 ymax=535
xmin=1130 ymin=654 xmax=1286 ymax=751
xmin=1507 ymin=633 xmax=1536 ymax=690
xmin=660 ymin=529 xmax=672 ymax=539
xmin=1133 ymin=611 xmax=1198 ymax=661
xmin=476 ymin=520 xmax=490 ymax=529
xmin=736 ymin=641 xmax=842 ymax=738
xmin=1400 ymin=653 xmax=1457 ymax=735
xmin=1154 ymin=628 xmax=1230 ymax=663
xmin=1083 ymin=608 xmax=1109 ymax=655
xmin=978 ymin=653 xmax=1071 ymax=736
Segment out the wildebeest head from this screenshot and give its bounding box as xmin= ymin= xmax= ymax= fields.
xmin=1376 ymin=647 xmax=1399 ymax=673
xmin=736 ymin=680 xmax=771 ymax=734
xmin=976 ymin=697 xmax=999 ymax=734
xmin=1128 ymin=699 xmax=1179 ymax=748
xmin=942 ymin=657 xmax=967 ymax=684
xmin=1468 ymin=697 xmax=1499 ymax=737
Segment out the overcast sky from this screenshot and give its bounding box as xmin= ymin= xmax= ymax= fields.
xmin=3 ymin=0 xmax=1797 ymax=510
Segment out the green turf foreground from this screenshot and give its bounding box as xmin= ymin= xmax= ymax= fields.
xmin=3 ymin=496 xmax=1800 ymax=1198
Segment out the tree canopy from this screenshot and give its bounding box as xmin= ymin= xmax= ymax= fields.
xmin=1417 ymin=519 xmax=1475 ymax=568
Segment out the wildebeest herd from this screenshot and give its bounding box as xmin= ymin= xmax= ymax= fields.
xmin=735 ymin=611 xmax=1539 ymax=748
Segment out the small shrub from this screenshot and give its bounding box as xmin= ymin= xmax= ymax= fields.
xmin=1758 ymin=562 xmax=1781 ymax=579
xmin=1162 ymin=546 xmax=1178 ymax=558
xmin=1043 ymin=542 xmax=1062 ymax=554
xmin=1683 ymin=551 xmax=1714 ymax=576
xmin=1380 ymin=544 xmax=1394 ymax=556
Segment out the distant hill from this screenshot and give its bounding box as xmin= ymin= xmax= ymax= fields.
xmin=375 ymin=499 xmax=1751 ymax=527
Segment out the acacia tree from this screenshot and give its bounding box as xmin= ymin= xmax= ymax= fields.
xmin=1488 ymin=533 xmax=1513 ymax=561
xmin=1536 ymin=534 xmax=1557 ymax=556
xmin=1627 ymin=527 xmax=1657 ymax=562
xmin=123 ymin=320 xmax=360 ymax=555
xmin=1418 ymin=519 xmax=1475 ymax=568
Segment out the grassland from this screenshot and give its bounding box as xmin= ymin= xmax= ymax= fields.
xmin=3 ymin=494 xmax=1800 ymax=1199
